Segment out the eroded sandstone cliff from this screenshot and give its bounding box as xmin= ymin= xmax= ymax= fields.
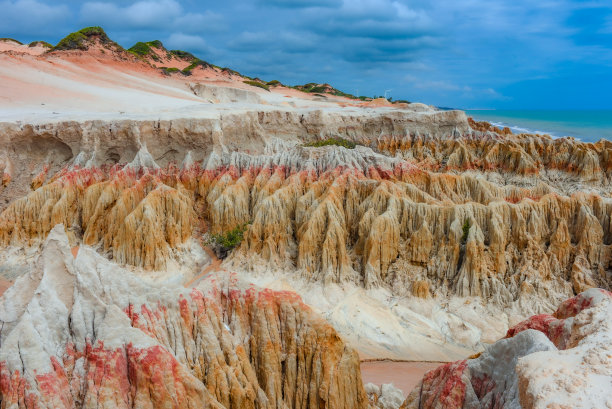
xmin=0 ymin=225 xmax=368 ymax=409
xmin=0 ymin=107 xmax=611 ymax=358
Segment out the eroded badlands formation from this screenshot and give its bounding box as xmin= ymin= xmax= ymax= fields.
xmin=0 ymin=28 xmax=611 ymax=408
xmin=0 ymin=226 xmax=367 ymax=408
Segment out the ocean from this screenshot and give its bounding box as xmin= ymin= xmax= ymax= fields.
xmin=464 ymin=110 xmax=612 ymax=143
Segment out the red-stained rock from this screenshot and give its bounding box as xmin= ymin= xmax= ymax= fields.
xmin=402 ymin=288 xmax=612 ymax=409
xmin=0 ymin=226 xmax=368 ymax=409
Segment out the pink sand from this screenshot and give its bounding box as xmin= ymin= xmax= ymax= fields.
xmin=360 ymin=361 xmax=443 ymax=396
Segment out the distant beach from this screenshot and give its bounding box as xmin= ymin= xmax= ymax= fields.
xmin=465 ymin=110 xmax=612 ymax=143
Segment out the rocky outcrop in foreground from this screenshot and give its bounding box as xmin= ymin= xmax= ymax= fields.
xmin=0 ymin=225 xmax=368 ymax=409
xmin=402 ymin=288 xmax=612 ymax=409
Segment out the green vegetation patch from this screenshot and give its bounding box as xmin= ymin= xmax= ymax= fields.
xmin=207 ymin=223 xmax=249 ymax=259
xmin=266 ymin=80 xmax=281 ymax=86
xmin=304 ymin=137 xmax=357 ymax=149
xmin=160 ymin=67 xmax=180 ymax=75
xmin=128 ymin=40 xmax=165 ymax=61
xmin=169 ymin=49 xmax=196 ymax=60
xmin=181 ymin=58 xmax=212 ymax=75
xmin=146 ymin=40 xmax=163 ymax=48
xmin=0 ymin=38 xmax=23 ymax=44
xmin=28 ymin=41 xmax=52 ymax=48
xmin=292 ymin=82 xmax=363 ymax=100
xmin=243 ymin=80 xmax=270 ymax=91
xmin=461 ymin=219 xmax=471 ymax=244
xmin=128 ymin=42 xmax=153 ymax=56
xmin=53 ymin=26 xmax=120 ymax=51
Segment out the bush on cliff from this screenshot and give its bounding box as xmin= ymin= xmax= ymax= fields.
xmin=0 ymin=38 xmax=23 ymax=44
xmin=461 ymin=219 xmax=471 ymax=244
xmin=182 ymin=58 xmax=212 ymax=75
xmin=160 ymin=67 xmax=180 ymax=75
xmin=243 ymin=80 xmax=270 ymax=91
xmin=128 ymin=42 xmax=153 ymax=56
xmin=28 ymin=41 xmax=52 ymax=48
xmin=169 ymin=49 xmax=196 ymax=60
xmin=304 ymin=137 xmax=357 ymax=149
xmin=128 ymin=41 xmax=166 ymax=61
xmin=53 ymin=27 xmax=121 ymax=51
xmin=207 ymin=223 xmax=249 ymax=259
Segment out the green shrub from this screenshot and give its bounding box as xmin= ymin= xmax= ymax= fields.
xmin=147 ymin=40 xmax=163 ymax=48
xmin=0 ymin=38 xmax=22 ymax=44
xmin=54 ymin=31 xmax=88 ymax=50
xmin=28 ymin=41 xmax=52 ymax=48
xmin=128 ymin=42 xmax=152 ymax=56
xmin=291 ymin=82 xmax=362 ymax=100
xmin=162 ymin=67 xmax=180 ymax=75
xmin=169 ymin=49 xmax=196 ymax=60
xmin=53 ymin=26 xmax=120 ymax=51
xmin=79 ymin=26 xmax=106 ymax=36
xmin=243 ymin=80 xmax=270 ymax=91
xmin=461 ymin=219 xmax=470 ymax=244
xmin=207 ymin=223 xmax=249 ymax=258
xmin=128 ymin=41 xmax=165 ymax=60
xmin=267 ymin=80 xmax=281 ymax=86
xmin=310 ymin=85 xmax=328 ymax=93
xmin=181 ymin=58 xmax=212 ymax=75
xmin=304 ymin=137 xmax=357 ymax=149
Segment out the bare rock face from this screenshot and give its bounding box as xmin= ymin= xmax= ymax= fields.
xmin=401 ymin=288 xmax=612 ymax=409
xmin=0 ymin=166 xmax=194 ymax=270
xmin=4 ymin=144 xmax=611 ymax=301
xmin=1 ymin=112 xmax=611 ymax=358
xmin=365 ymin=383 xmax=405 ymax=409
xmin=0 ymin=225 xmax=368 ymax=409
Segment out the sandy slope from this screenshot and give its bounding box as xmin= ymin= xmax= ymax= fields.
xmin=0 ymin=39 xmax=48 ymax=55
xmin=0 ymin=47 xmax=368 ymax=124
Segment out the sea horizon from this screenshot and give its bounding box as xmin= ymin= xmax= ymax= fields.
xmin=464 ymin=109 xmax=612 ymax=143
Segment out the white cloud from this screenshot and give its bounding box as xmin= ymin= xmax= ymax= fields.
xmin=175 ymin=11 xmax=224 ymax=32
xmin=165 ymin=33 xmax=207 ymax=50
xmin=81 ymin=0 xmax=181 ymax=28
xmin=80 ymin=1 xmax=222 ymax=33
xmin=0 ymin=0 xmax=70 ymax=36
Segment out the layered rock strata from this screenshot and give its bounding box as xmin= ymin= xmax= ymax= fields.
xmin=0 ymin=103 xmax=610 ymax=359
xmin=401 ymin=288 xmax=612 ymax=409
xmin=0 ymin=225 xmax=368 ymax=408
xmin=4 ymin=152 xmax=610 ymax=305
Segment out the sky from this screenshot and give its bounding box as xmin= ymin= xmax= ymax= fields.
xmin=1 ymin=0 xmax=612 ymax=109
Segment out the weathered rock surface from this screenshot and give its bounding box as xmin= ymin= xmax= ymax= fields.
xmin=365 ymin=383 xmax=405 ymax=409
xmin=1 ymin=29 xmax=611 ymax=370
xmin=0 ymin=225 xmax=368 ymax=408
xmin=401 ymin=288 xmax=612 ymax=409
xmin=1 ymin=122 xmax=611 ymax=358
